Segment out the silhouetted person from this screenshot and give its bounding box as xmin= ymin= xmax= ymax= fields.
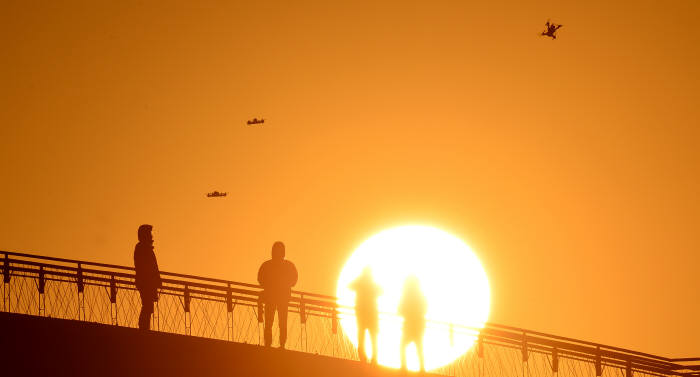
xmin=134 ymin=224 xmax=162 ymax=330
xmin=257 ymin=241 xmax=298 ymax=348
xmin=349 ymin=267 xmax=383 ymax=365
xmin=399 ymin=276 xmax=427 ymax=372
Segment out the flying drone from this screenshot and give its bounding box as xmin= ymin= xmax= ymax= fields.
xmin=246 ymin=118 xmax=265 ymax=125
xmin=541 ymin=20 xmax=563 ymax=39
xmin=206 ymin=191 xmax=227 ymax=198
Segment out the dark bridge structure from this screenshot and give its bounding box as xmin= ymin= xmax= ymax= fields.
xmin=1 ymin=250 xmax=698 ymax=377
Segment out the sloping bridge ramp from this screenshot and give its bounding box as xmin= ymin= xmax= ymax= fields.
xmin=1 ymin=312 xmax=421 ymax=377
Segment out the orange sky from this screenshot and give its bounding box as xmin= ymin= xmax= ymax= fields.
xmin=1 ymin=0 xmax=698 ymax=357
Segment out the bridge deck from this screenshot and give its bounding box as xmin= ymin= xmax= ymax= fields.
xmin=0 ymin=311 xmax=433 ymax=377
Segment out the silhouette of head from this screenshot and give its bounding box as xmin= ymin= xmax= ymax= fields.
xmin=138 ymin=224 xmax=153 ymax=243
xmin=361 ymin=266 xmax=373 ymax=279
xmin=271 ymin=241 xmax=285 ymax=260
xmin=403 ymin=275 xmax=421 ymax=293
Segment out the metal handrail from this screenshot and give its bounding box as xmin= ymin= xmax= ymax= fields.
xmin=1 ymin=250 xmax=698 ymax=377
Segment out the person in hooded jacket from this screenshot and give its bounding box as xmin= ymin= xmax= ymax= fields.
xmin=257 ymin=241 xmax=298 ymax=348
xmin=134 ymin=224 xmax=162 ymax=330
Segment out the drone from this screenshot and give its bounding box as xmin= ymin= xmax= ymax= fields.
xmin=541 ymin=20 xmax=563 ymax=39
xmin=206 ymin=191 xmax=227 ymax=198
xmin=246 ymin=118 xmax=265 ymax=125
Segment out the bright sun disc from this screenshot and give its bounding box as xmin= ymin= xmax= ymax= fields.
xmin=336 ymin=225 xmax=491 ymax=371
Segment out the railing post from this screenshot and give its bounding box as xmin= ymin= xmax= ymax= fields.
xmin=109 ymin=275 xmax=117 ymax=325
xmin=449 ymin=323 xmax=455 ymax=346
xmin=299 ymin=294 xmax=306 ymax=324
xmin=332 ymin=306 xmax=338 ymax=334
xmin=331 ymin=305 xmax=338 ymax=357
xmin=184 ymin=285 xmax=191 ymax=336
xmin=299 ymin=294 xmax=307 ymax=352
xmin=37 ymin=266 xmax=46 ymax=316
xmin=77 ymin=263 xmax=85 ymax=321
xmin=257 ymin=296 xmax=264 ymax=323
xmin=522 ymin=332 xmax=529 ymax=377
xmin=595 ymin=346 xmax=603 ymax=377
xmin=226 ymin=284 xmax=233 ymax=341
xmin=478 ymin=334 xmax=484 ymax=377
xmin=153 ymin=284 xmax=160 ymax=332
xmin=2 ymin=253 xmax=10 ymax=312
xmin=626 ymin=360 xmax=633 ymax=377
xmin=478 ymin=334 xmax=484 ymax=358
xmin=3 ymin=253 xmax=10 ymax=284
xmin=76 ymin=263 xmax=84 ymax=292
xmin=552 ymin=347 xmax=559 ymax=374
xmin=257 ymin=295 xmax=264 ymax=346
xmin=38 ymin=266 xmax=46 ymax=294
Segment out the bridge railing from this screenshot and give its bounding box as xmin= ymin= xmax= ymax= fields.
xmin=1 ymin=250 xmax=698 ymax=377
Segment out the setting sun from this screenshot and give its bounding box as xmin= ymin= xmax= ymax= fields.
xmin=336 ymin=225 xmax=491 ymax=371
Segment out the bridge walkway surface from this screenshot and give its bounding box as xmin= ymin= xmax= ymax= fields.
xmin=1 ymin=311 xmax=428 ymax=377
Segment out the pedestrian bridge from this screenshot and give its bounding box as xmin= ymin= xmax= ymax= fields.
xmin=1 ymin=251 xmax=698 ymax=377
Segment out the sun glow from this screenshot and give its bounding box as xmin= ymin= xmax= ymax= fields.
xmin=336 ymin=225 xmax=491 ymax=371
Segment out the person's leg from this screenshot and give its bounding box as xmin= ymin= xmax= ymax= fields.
xmin=264 ymin=302 xmax=275 ymax=347
xmin=278 ymin=301 xmax=288 ymax=348
xmin=400 ymin=336 xmax=408 ymax=370
xmin=369 ymin=326 xmax=378 ymax=365
xmin=138 ymin=291 xmax=153 ymax=330
xmin=416 ymin=339 xmax=425 ymax=372
xmin=357 ymin=327 xmax=367 ymax=362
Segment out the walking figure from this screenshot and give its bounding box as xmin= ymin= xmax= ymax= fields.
xmin=133 ymin=224 xmax=162 ymax=330
xmin=349 ymin=267 xmax=383 ymax=365
xmin=257 ymin=241 xmax=298 ymax=348
xmin=399 ymin=276 xmax=427 ymax=372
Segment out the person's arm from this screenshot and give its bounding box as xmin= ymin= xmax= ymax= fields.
xmin=133 ymin=247 xmax=140 ymax=271
xmin=257 ymin=263 xmax=265 ymax=286
xmin=289 ymin=262 xmax=298 ymax=287
xmin=349 ymin=278 xmax=358 ymax=291
xmin=152 ymin=252 xmax=162 ymax=288
xmin=133 ymin=246 xmax=141 ymax=288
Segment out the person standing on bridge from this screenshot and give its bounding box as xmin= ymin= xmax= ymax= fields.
xmin=349 ymin=266 xmax=383 ymax=365
xmin=257 ymin=241 xmax=298 ymax=349
xmin=134 ymin=224 xmax=162 ymax=331
xmin=399 ymin=275 xmax=427 ymax=372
